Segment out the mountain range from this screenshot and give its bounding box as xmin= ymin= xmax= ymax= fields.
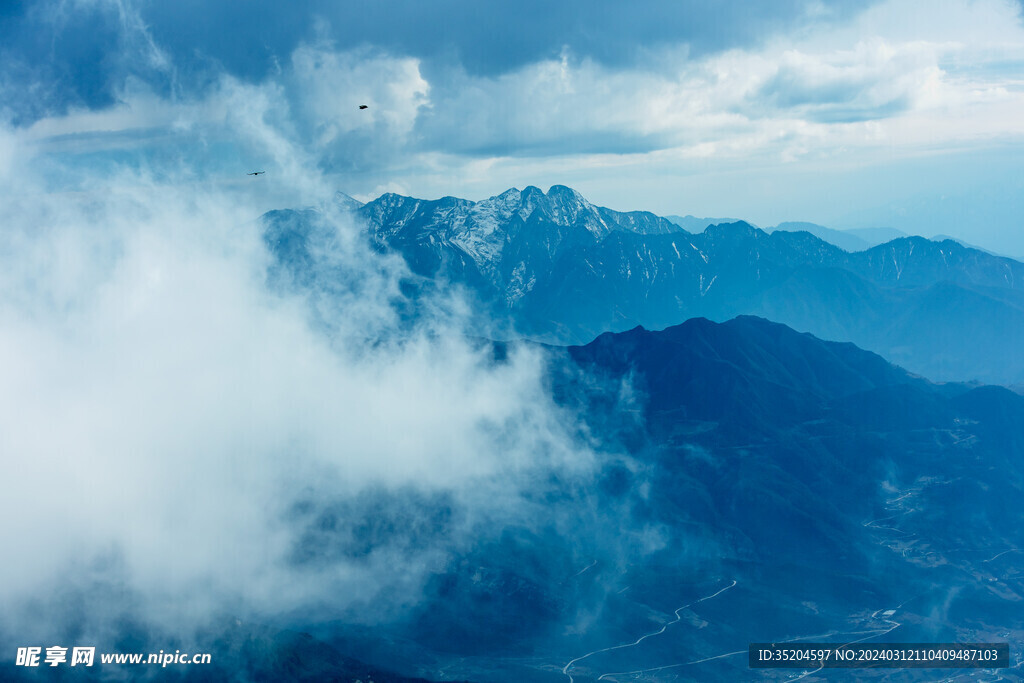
xmin=16 ymin=198 xmax=1014 ymax=682
xmin=766 ymin=221 xmax=883 ymax=252
xmin=161 ymin=316 xmax=1022 ymax=682
xmin=263 ymin=185 xmax=1024 ymax=384
xmin=243 ymin=186 xmax=1024 ymax=681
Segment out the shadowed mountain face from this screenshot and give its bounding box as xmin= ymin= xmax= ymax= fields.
xmin=390 ymin=317 xmax=1024 ymax=682
xmin=262 ymin=186 xmax=1024 ymax=384
xmin=8 ymin=307 xmax=1013 ymax=682
xmin=104 ymin=311 xmax=1015 ymax=682
xmin=544 ymin=319 xmax=1024 ymax=681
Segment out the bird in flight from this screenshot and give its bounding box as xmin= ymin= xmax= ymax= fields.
xmin=359 ymin=105 xmax=368 ymax=110
xmin=247 ymin=171 xmax=265 ymax=176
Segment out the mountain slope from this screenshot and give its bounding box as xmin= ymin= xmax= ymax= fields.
xmin=543 ymin=317 xmax=1024 ymax=681
xmin=278 ymin=318 xmax=1024 ymax=682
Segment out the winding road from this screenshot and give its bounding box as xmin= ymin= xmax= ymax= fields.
xmin=561 ymin=579 xmax=737 ymax=682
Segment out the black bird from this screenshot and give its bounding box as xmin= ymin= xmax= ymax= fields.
xmin=247 ymin=171 xmax=265 ymax=176
xmin=359 ymin=105 xmax=368 ymax=110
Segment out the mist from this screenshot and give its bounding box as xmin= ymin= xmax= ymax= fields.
xmin=0 ymin=128 xmax=612 ymax=653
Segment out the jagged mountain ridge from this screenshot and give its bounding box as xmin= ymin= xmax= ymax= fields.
xmin=262 ymin=186 xmax=1024 ymax=383
xmin=360 ymin=185 xmax=681 ymax=304
xmin=354 ymin=186 xmax=1023 ymax=298
xmin=664 ymin=214 xmax=749 ymax=233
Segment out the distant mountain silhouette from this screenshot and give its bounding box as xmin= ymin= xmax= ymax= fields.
xmin=766 ymin=221 xmax=873 ymax=252
xmin=844 ymin=226 xmax=908 ymax=244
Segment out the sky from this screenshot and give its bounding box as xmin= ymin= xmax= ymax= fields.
xmin=2 ymin=0 xmax=1024 ymax=253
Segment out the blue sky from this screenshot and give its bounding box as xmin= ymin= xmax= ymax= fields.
xmin=3 ymin=0 xmax=1024 ymax=253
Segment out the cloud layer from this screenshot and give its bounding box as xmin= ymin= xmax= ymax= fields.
xmin=5 ymin=0 xmax=1024 ymax=252
xmin=0 ymin=139 xmax=601 ymax=648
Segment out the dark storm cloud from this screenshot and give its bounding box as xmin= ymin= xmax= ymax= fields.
xmin=140 ymin=0 xmax=872 ymax=76
xmin=1 ymin=0 xmax=876 ymax=125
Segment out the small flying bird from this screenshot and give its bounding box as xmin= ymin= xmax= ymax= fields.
xmin=358 ymin=104 xmax=368 ymax=110
xmin=247 ymin=171 xmax=265 ymax=176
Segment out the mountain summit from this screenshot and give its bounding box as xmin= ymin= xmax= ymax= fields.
xmin=361 ymin=185 xmax=681 ymax=304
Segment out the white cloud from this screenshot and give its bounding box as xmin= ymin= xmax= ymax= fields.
xmin=424 ymin=2 xmax=1024 ymax=158
xmin=0 ymin=114 xmax=597 ymax=642
xmin=17 ymin=0 xmax=1024 ymax=189
xmin=289 ymin=44 xmax=430 ymax=145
